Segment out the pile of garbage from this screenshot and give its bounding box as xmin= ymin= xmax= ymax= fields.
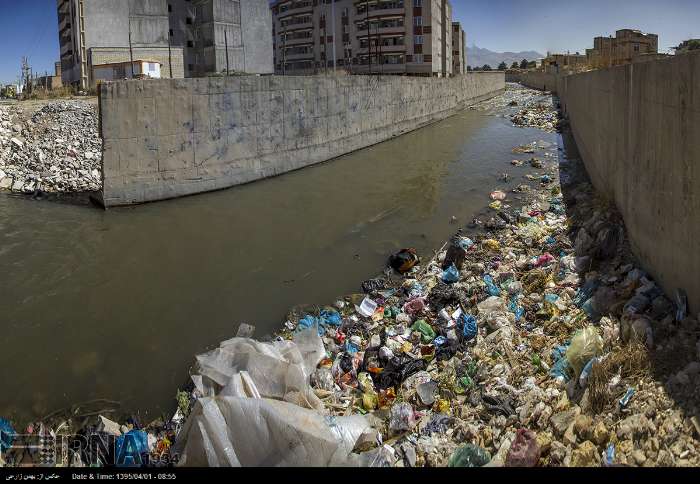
xmin=0 ymin=100 xmax=101 ymax=194
xmin=2 ymin=85 xmax=698 ymax=468
xmin=165 ymin=103 xmax=699 ymax=466
xmin=510 ymin=103 xmax=563 ymax=133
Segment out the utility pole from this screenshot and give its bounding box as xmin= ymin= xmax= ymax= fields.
xmin=366 ymin=0 xmax=371 ymax=74
xmin=224 ymin=29 xmax=230 ymax=75
xmin=323 ymin=13 xmax=328 ymax=74
xmin=128 ymin=16 xmax=135 ymax=79
xmin=331 ymin=0 xmax=337 ymax=74
xmin=168 ymin=29 xmax=173 ymax=78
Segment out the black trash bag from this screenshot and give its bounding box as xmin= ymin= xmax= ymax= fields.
xmin=593 ymin=226 xmax=622 ymax=261
xmin=428 ymin=282 xmax=467 ymax=310
xmin=435 ymin=339 xmax=459 ymax=361
xmin=481 ymin=393 xmax=515 ymax=417
xmin=362 ymin=278 xmax=388 ymax=294
xmin=375 ymin=356 xmax=427 ymax=390
xmin=442 ymin=234 xmax=467 ymax=270
xmin=389 ymin=249 xmax=419 ymax=274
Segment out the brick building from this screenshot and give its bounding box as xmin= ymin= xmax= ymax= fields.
xmin=586 ymin=29 xmax=658 ymax=69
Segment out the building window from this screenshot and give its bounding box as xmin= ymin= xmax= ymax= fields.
xmin=414 ymin=35 xmax=423 ymax=44
xmin=414 ymin=17 xmax=422 ymax=26
xmin=186 ymin=17 xmax=192 ymax=25
xmin=187 ymin=40 xmax=194 ymax=47
xmin=414 ymin=0 xmax=422 ymax=6
xmin=168 ymin=4 xmax=172 ymax=13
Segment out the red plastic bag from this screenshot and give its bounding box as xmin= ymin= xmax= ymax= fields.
xmin=505 ymin=428 xmax=541 ymax=467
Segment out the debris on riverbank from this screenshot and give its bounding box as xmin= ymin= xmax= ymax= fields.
xmin=1 ymin=85 xmax=697 ymax=468
xmin=0 ymin=100 xmax=101 ymax=194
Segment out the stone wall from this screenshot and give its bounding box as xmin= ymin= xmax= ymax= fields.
xmin=98 ymin=72 xmax=504 ymax=207
xmin=519 ymin=52 xmax=700 ymax=314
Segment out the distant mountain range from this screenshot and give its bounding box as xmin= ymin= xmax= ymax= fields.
xmin=467 ymin=46 xmax=544 ymax=69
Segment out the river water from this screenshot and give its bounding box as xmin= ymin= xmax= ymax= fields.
xmin=0 ymin=86 xmax=559 ymax=421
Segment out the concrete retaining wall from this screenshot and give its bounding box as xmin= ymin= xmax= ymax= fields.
xmin=518 ymin=71 xmax=558 ymax=92
xmin=524 ymin=52 xmax=700 ymax=314
xmin=98 ymin=72 xmax=504 ymax=206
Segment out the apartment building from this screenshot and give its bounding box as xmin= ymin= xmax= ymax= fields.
xmin=586 ymin=29 xmax=658 ymax=69
xmin=452 ymin=21 xmax=465 ymax=74
xmin=542 ymin=52 xmax=588 ymax=74
xmin=169 ymin=0 xmax=273 ymax=77
xmin=56 ymin=0 xmax=272 ymax=89
xmin=270 ymin=0 xmax=455 ymax=77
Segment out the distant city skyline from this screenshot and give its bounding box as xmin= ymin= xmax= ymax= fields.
xmin=1 ymin=0 xmax=698 ymax=84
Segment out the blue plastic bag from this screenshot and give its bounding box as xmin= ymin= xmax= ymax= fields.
xmin=459 ymin=238 xmax=475 ymax=250
xmin=460 ymin=314 xmax=478 ymax=341
xmin=549 ymin=344 xmax=572 ymax=380
xmin=483 ymin=274 xmax=501 ymax=296
xmin=0 ymin=418 xmax=15 ymax=452
xmin=297 ymin=310 xmax=342 ymax=335
xmin=508 ymin=297 xmax=524 ymax=321
xmin=442 ymin=264 xmax=460 ymax=284
xmin=115 ymin=430 xmax=149 ymax=467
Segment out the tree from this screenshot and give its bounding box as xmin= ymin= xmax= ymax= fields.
xmin=498 ymin=62 xmax=507 ymax=70
xmin=467 ymin=65 xmax=472 ymax=72
xmin=527 ymin=61 xmax=537 ymax=68
xmin=511 ymin=61 xmax=519 ymax=69
xmin=520 ymin=59 xmax=528 ymax=69
xmin=472 ymin=66 xmax=481 ymax=71
xmin=482 ymin=64 xmax=492 ymax=71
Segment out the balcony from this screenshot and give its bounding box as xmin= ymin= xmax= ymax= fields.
xmin=283 ymin=36 xmax=314 ymax=46
xmin=285 ymin=51 xmax=315 ymax=61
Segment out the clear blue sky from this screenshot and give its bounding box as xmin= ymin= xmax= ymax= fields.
xmin=1 ymin=0 xmax=698 ymax=84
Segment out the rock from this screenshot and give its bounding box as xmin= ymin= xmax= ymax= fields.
xmin=354 ymin=428 xmax=381 ymax=452
xmin=573 ymin=414 xmax=593 ymax=441
xmin=550 ymin=407 xmax=580 ymax=437
xmin=10 ymin=137 xmax=23 ymax=149
xmin=592 ymin=421 xmax=609 ymax=446
xmin=632 ymin=449 xmax=647 ymax=466
xmin=570 ymin=441 xmax=598 ymax=467
xmin=563 ymin=422 xmax=577 ymax=446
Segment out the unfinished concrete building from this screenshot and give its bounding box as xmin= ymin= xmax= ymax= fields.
xmin=169 ymin=0 xmax=273 ymax=77
xmin=57 ymin=0 xmax=272 ymax=88
xmin=451 ymin=21 xmax=465 ymax=75
xmin=270 ymin=0 xmax=454 ymax=77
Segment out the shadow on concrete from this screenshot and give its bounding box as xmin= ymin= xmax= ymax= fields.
xmin=550 ymin=93 xmax=700 ymax=427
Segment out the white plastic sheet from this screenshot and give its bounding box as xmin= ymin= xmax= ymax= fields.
xmin=176 ymin=327 xmax=371 ymax=466
xmin=175 ymin=397 xmax=370 ymax=467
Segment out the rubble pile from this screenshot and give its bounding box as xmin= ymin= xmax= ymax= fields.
xmin=0 ymin=100 xmax=102 ymax=194
xmin=1 ymin=85 xmax=697 ymax=468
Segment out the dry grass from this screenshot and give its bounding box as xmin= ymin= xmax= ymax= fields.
xmin=587 ymin=342 xmax=651 ymax=412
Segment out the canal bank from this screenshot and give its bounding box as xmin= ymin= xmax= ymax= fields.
xmin=0 ymin=85 xmax=551 ymax=423
xmin=3 ymin=85 xmax=698 ymax=467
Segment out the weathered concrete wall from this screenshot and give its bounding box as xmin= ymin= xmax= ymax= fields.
xmin=99 ymin=72 xmax=504 ymax=206
xmin=530 ymin=52 xmax=700 ymax=314
xmin=519 ymin=71 xmax=558 ymax=92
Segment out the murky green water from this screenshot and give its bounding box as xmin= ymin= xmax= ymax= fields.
xmin=0 ymin=88 xmax=559 ymax=421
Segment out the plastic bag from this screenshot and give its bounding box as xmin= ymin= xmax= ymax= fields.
xmin=459 ymin=314 xmax=478 ymax=341
xmin=0 ymin=418 xmax=15 ymax=452
xmin=565 ymin=327 xmax=604 ymax=378
xmin=115 ymin=430 xmax=149 ymax=467
xmin=483 ymin=274 xmax=501 ymax=296
xmin=441 ymin=264 xmax=460 ymax=284
xmin=505 ymin=428 xmax=540 ymax=467
xmin=411 ymin=319 xmax=436 ymax=344
xmin=388 ymin=403 xmax=416 ymax=436
xmin=448 ymin=444 xmax=491 ymax=467
xmin=175 ymin=397 xmax=369 ymax=466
